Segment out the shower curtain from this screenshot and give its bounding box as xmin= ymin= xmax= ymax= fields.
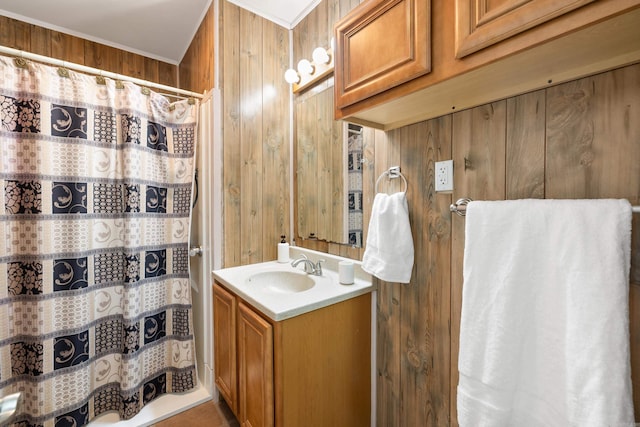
xmin=0 ymin=54 xmax=198 ymax=426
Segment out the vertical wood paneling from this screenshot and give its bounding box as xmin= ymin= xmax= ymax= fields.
xmin=546 ymin=66 xmax=640 ymax=202
xmin=122 ymin=51 xmax=145 ymax=79
xmin=50 ymin=31 xmax=84 ymax=63
xmin=29 ymin=25 xmax=51 ymax=56
xmin=330 ymin=106 xmax=345 ymax=243
xmin=450 ymin=101 xmax=506 ymax=425
xmin=218 ymin=1 xmax=291 ymax=266
xmin=506 ymin=90 xmax=546 ymax=199
xmin=398 ymin=117 xmax=452 ymax=426
xmin=222 ymin=1 xmax=242 ymax=267
xmin=318 ymin=88 xmax=334 ymax=241
xmin=239 ymin=10 xmax=264 ymax=265
xmin=179 ymin=5 xmax=215 ymax=93
xmin=262 ymin=19 xmax=291 ymax=259
xmin=375 ymin=128 xmax=402 ymax=427
xmin=296 ymin=96 xmax=318 ymax=239
xmin=83 ymin=41 xmax=123 ymax=75
xmin=0 ymin=16 xmax=30 ymax=50
xmin=2 ymin=16 xmax=177 ymax=87
xmin=545 ymin=66 xmax=640 ymax=419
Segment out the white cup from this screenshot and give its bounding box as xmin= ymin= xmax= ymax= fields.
xmin=339 ymin=261 xmax=354 ymax=285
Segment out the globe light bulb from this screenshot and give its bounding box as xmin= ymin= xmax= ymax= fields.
xmin=312 ymin=47 xmax=330 ymax=64
xmin=297 ymin=59 xmax=314 ymax=75
xmin=284 ymin=68 xmax=300 ymax=84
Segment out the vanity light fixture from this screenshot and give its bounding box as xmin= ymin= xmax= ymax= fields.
xmin=284 ymin=68 xmax=300 ymax=84
xmin=312 ymin=47 xmax=330 ymax=65
xmin=284 ymin=46 xmax=334 ymax=94
xmin=297 ymin=59 xmax=314 ymax=75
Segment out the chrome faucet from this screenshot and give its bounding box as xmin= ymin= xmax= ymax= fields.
xmin=291 ymin=254 xmax=325 ymax=276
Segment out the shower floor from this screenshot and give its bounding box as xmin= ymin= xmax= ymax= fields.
xmin=152 ymin=399 xmax=238 ymax=427
xmin=88 ymin=384 xmax=212 ymax=427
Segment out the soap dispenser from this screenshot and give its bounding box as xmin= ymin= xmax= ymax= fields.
xmin=277 ymin=235 xmax=289 ymax=263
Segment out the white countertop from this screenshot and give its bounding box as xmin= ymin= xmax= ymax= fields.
xmin=212 ymin=247 xmax=374 ymax=321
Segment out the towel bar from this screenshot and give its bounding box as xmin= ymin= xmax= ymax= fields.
xmin=450 ymin=198 xmax=640 ymax=216
xmin=375 ymin=166 xmax=408 ymax=193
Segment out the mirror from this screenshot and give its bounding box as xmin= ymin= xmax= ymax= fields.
xmin=295 ymin=87 xmax=364 ymax=247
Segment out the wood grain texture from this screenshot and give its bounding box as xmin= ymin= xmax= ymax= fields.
xmin=152 ymin=400 xmax=239 ymax=427
xmin=2 ymin=16 xmax=177 ymax=87
xmin=262 ymin=20 xmax=291 ymax=259
xmin=275 ymin=293 xmax=371 ymax=426
xmin=399 ymin=117 xmax=452 ymax=426
xmin=179 ymin=5 xmax=215 ymax=93
xmin=217 ymin=1 xmax=292 ymax=267
xmin=455 ymin=0 xmax=595 ymax=58
xmin=221 ymin=1 xmax=242 ymax=267
xmin=296 ymin=95 xmax=318 ymax=240
xmin=450 ymin=101 xmax=507 ymax=426
xmin=506 ymin=89 xmax=546 ymax=199
xmin=213 ymin=283 xmax=239 ymax=415
xmin=239 ymin=10 xmax=264 ymax=265
xmin=334 ymin=0 xmax=431 ymax=108
xmin=375 ymin=126 xmax=402 ymax=427
xmin=237 ymin=302 xmax=274 ymax=427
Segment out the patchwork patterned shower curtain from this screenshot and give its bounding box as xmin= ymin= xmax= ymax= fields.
xmin=0 ymin=54 xmax=198 ymax=426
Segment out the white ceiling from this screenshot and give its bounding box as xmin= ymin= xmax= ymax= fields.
xmin=0 ymin=0 xmax=319 ymax=64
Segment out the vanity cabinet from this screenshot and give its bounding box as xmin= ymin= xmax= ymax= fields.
xmin=333 ymin=0 xmax=640 ymax=130
xmin=213 ymin=282 xmax=238 ymax=414
xmin=213 ymin=281 xmax=371 ymax=427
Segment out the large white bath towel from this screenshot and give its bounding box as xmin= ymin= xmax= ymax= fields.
xmin=362 ymin=192 xmax=414 ymax=283
xmin=458 ymin=199 xmax=634 ymax=427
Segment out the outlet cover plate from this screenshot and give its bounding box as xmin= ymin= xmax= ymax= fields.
xmin=435 ymin=160 xmax=453 ymax=192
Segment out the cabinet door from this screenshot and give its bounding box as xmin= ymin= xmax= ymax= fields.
xmin=238 ymin=302 xmax=274 ymax=427
xmin=455 ymin=0 xmax=595 ymax=58
xmin=334 ymin=0 xmax=431 ymax=108
xmin=213 ymin=283 xmax=238 ymax=415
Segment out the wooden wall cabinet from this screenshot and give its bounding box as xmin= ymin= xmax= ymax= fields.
xmin=455 ymin=0 xmax=595 ymax=58
xmin=213 ymin=281 xmax=371 ymax=427
xmin=334 ymin=0 xmax=431 ymax=109
xmin=333 ymin=1 xmax=640 ymax=130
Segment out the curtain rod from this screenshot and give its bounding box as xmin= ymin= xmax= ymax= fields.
xmin=0 ymin=45 xmax=204 ymax=99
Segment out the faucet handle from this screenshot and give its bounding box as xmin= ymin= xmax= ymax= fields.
xmin=315 ymin=259 xmax=325 ymax=275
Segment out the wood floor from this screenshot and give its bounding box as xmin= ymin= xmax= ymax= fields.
xmin=151 ymin=399 xmax=239 ymax=427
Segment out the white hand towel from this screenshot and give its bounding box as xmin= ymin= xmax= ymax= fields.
xmin=457 ymin=199 xmax=634 ymax=427
xmin=362 ymin=192 xmax=414 ymax=283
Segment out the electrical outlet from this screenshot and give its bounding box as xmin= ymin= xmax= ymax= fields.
xmin=435 ymin=160 xmax=453 ymax=192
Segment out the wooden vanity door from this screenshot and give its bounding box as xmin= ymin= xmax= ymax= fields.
xmin=213 ymin=283 xmax=238 ymax=415
xmin=455 ymin=0 xmax=595 ymax=58
xmin=238 ymin=302 xmax=274 ymax=427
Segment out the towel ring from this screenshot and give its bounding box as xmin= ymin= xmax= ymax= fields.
xmin=375 ymin=166 xmax=408 ymax=193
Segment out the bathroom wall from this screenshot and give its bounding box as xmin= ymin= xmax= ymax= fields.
xmin=7 ymin=4 xmax=639 ymax=427
xmin=215 ymin=1 xmax=291 ymax=268
xmin=183 ymin=1 xmax=640 ymax=424
xmin=0 ymin=16 xmax=177 ymax=86
xmin=374 ymin=65 xmax=640 ymax=425
xmin=179 ymin=5 xmax=215 ymax=94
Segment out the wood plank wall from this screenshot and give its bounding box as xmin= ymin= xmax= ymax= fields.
xmin=0 ymin=16 xmax=177 ymax=87
xmin=372 ymin=63 xmax=640 ymax=426
xmin=219 ymin=1 xmax=291 ymax=267
xmin=179 ymin=5 xmax=215 ymax=94
xmin=6 ymin=5 xmax=640 ymax=427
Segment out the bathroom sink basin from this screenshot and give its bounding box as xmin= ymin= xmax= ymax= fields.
xmin=245 ymin=271 xmax=315 ymax=294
